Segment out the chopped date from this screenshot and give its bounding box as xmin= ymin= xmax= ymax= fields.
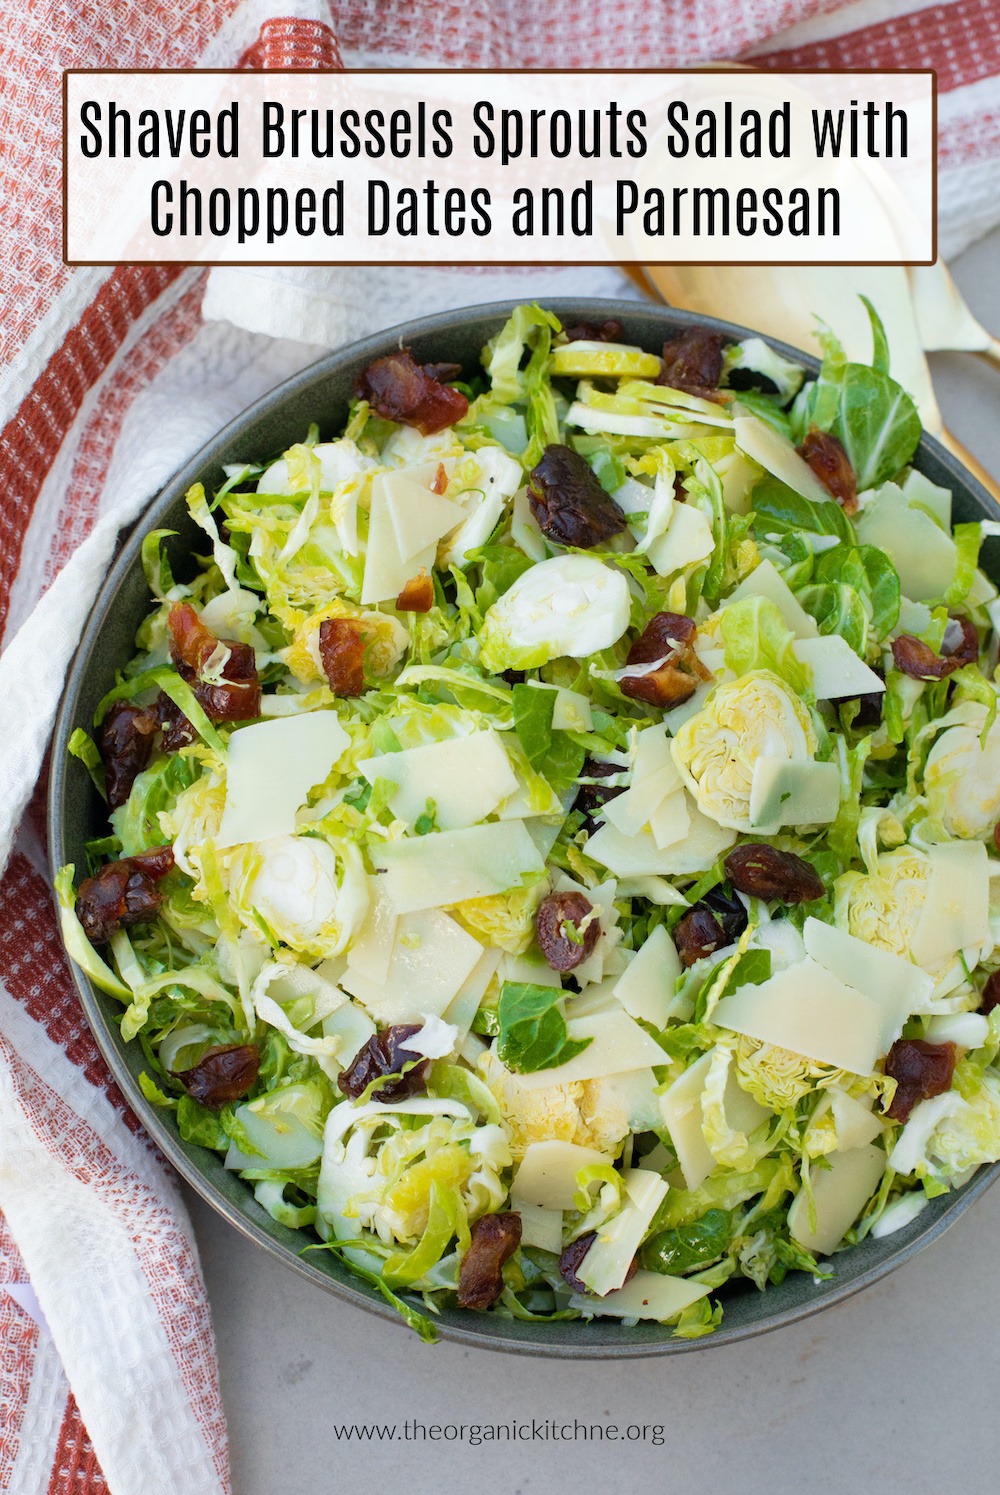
xmin=850 ymin=682 xmax=885 ymax=729
xmin=621 ymin=661 xmax=702 ymax=710
xmin=195 ymin=661 xmax=261 ymax=724
xmin=981 ymin=971 xmax=1000 ymax=1015
xmin=674 ymin=887 xmax=749 ymax=967
xmin=536 ymin=891 xmax=600 ymax=972
xmin=354 ymin=348 xmax=468 ymax=435
xmin=528 ymin=444 xmax=627 ymax=550
xmin=941 ymin=613 xmax=979 ymax=667
xmin=627 ymin=612 xmax=697 ymax=663
xmin=318 ymin=617 xmax=366 ymax=695
xmin=561 ymin=318 xmax=624 ymax=344
xmin=177 ymin=1043 xmax=261 ymax=1109
xmin=994 ymin=821 xmax=1000 ymax=857
xmin=457 ymin=1212 xmax=522 ymax=1310
xmin=797 ymin=427 xmax=857 ymax=513
xmin=673 ymin=906 xmax=729 ymax=968
xmin=724 ymin=844 xmax=825 ymax=903
xmin=98 ymin=700 xmax=159 ymax=810
xmin=396 ymin=570 xmax=435 ymax=612
xmin=884 ymin=1038 xmax=957 ymax=1123
xmin=558 ymin=1231 xmax=638 ymax=1295
xmin=620 ymin=611 xmax=710 ymax=710
xmin=337 ymin=1023 xmax=429 ymax=1103
xmin=430 ymin=462 xmax=449 ymax=496
xmin=156 ymin=692 xmax=196 ymax=753
xmin=574 ymin=758 xmax=626 ymax=834
xmin=128 ymin=844 xmax=176 ymax=879
xmin=891 ymin=616 xmax=979 ymax=681
xmin=75 ymin=846 xmax=175 ymax=945
xmin=421 ymin=361 xmax=464 ymax=385
xmin=656 ymin=327 xmax=725 ymax=400
xmin=167 ymin=602 xmax=262 ymax=723
xmin=558 ymin=1231 xmax=596 ymax=1293
xmin=168 ymin=601 xmax=219 ymax=674
xmin=891 ymin=635 xmax=954 ymax=681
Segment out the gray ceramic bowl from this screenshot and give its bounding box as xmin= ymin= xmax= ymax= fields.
xmin=50 ymin=298 xmax=1000 ymax=1357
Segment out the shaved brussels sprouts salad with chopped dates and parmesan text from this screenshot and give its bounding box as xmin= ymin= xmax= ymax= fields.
xmin=57 ymin=304 xmax=1000 ymax=1342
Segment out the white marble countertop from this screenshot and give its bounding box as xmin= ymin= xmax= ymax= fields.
xmin=186 ymin=231 xmax=1000 ymax=1495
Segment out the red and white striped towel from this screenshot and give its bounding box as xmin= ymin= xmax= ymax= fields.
xmin=1 ymin=4 xmax=998 ymax=1491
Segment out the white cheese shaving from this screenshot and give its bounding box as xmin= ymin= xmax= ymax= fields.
xmin=787 ymin=1142 xmax=886 ymax=1255
xmin=749 ymin=758 xmax=841 ymax=832
xmin=216 ymin=713 xmax=349 ymax=848
xmin=712 ymin=957 xmax=885 ymax=1075
xmin=911 ymin=840 xmax=991 ymax=969
xmin=802 ymin=917 xmax=932 ymax=1052
xmin=515 ymin=1008 xmax=669 ymax=1090
xmin=856 ymin=483 xmax=958 ymax=602
xmin=358 ymin=730 xmax=518 ymax=831
xmin=587 ymin=798 xmax=735 ymax=877
xmin=511 ymin=1140 xmax=611 ymax=1211
xmin=722 ymin=558 xmax=820 ymax=640
xmin=511 ymin=1197 xmax=565 ymax=1253
xmin=791 ymin=635 xmax=885 ymax=700
xmin=577 ymin=1168 xmax=669 ymax=1295
xmin=340 ymin=908 xmax=483 ymax=1023
xmin=733 ymin=414 xmax=834 ymax=505
xmin=371 ymin=821 xmax=545 ymax=913
xmin=571 ymin=1270 xmax=709 ymax=1321
xmin=659 ymin=1046 xmax=768 ymax=1191
xmin=612 ymin=925 xmax=680 ymax=1029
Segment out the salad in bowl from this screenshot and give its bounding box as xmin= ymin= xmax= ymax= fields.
xmin=56 ymin=302 xmax=1000 ymax=1343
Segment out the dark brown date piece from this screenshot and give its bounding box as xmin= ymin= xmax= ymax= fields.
xmin=620 ymin=611 xmax=711 ymax=710
xmin=797 ymin=427 xmax=857 ymax=513
xmin=891 ymin=615 xmax=979 ymax=681
xmin=575 ymin=758 xmax=625 ymax=834
xmin=724 ymin=844 xmax=825 ymax=904
xmin=536 ymin=891 xmax=600 ymax=972
xmin=528 ymin=444 xmax=627 ymax=550
xmin=980 ymin=971 xmax=1000 ymax=1016
xmin=319 ymin=617 xmax=366 ymax=695
xmin=354 ymin=348 xmax=468 ymax=435
xmin=168 ymin=600 xmax=221 ymax=674
xmin=656 ymin=327 xmax=725 ymax=400
xmin=99 ymin=701 xmax=159 ymax=810
xmin=561 ymin=318 xmax=624 ymax=344
xmin=156 ymin=692 xmax=197 ymax=753
xmin=168 ymin=602 xmax=262 ymax=724
xmin=337 ymin=1023 xmax=429 ymax=1103
xmin=850 ymin=681 xmax=885 ymax=729
xmin=884 ymin=1039 xmax=957 ymax=1123
xmin=177 ymin=1043 xmax=261 ymax=1109
xmin=627 ymin=612 xmax=697 ymax=661
xmin=194 ymin=646 xmax=261 ymax=723
xmin=457 ymin=1212 xmax=522 ymax=1310
xmin=558 ymin=1231 xmax=638 ymax=1295
xmin=674 ymin=888 xmax=749 ymax=967
xmin=941 ymin=613 xmax=980 ymax=667
xmin=76 ymin=846 xmax=175 ymax=945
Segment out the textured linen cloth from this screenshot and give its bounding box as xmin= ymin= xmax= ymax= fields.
xmin=1 ymin=3 xmax=998 ymax=1491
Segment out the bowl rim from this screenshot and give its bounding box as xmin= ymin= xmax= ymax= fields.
xmin=48 ymin=295 xmax=1000 ymax=1358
